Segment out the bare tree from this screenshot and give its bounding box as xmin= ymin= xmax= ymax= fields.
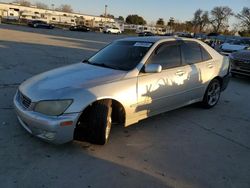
xmin=210 ymin=6 xmax=233 ymax=33
xmin=56 ymin=4 xmax=73 ymax=13
xmin=236 ymin=7 xmax=250 ymax=31
xmin=13 ymin=0 xmax=31 ymax=6
xmin=35 ymin=2 xmax=48 ymax=9
xmin=192 ymin=9 xmax=209 ymax=32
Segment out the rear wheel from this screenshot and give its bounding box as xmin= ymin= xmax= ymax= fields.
xmin=202 ymin=79 xmax=221 ymax=108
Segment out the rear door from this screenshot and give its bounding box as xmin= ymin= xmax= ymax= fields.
xmin=181 ymin=41 xmax=214 ymax=100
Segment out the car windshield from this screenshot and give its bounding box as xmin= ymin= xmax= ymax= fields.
xmin=86 ymin=41 xmax=153 ymax=71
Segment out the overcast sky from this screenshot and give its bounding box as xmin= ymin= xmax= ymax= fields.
xmin=3 ymin=0 xmax=250 ymax=25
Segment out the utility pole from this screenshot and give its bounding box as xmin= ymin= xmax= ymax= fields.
xmin=104 ymin=5 xmax=107 ymax=25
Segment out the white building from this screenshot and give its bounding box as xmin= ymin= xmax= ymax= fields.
xmin=0 ymin=2 xmax=119 ymax=28
xmin=124 ymin=24 xmax=167 ymax=35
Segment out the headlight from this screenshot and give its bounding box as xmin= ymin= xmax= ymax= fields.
xmin=34 ymin=100 xmax=73 ymax=116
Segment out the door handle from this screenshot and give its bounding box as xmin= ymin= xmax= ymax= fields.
xmin=175 ymin=70 xmax=185 ymax=76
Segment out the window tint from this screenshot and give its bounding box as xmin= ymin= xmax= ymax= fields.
xmin=88 ymin=41 xmax=152 ymax=71
xmin=148 ymin=42 xmax=181 ymax=69
xmin=182 ymin=41 xmax=202 ymax=64
xmin=200 ymin=46 xmax=212 ymax=61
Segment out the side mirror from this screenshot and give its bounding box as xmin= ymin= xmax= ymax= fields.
xmin=144 ymin=64 xmax=162 ymax=73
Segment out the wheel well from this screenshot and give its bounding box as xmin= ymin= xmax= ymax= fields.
xmin=213 ymin=76 xmax=223 ymax=88
xmin=77 ymin=99 xmax=126 ymax=127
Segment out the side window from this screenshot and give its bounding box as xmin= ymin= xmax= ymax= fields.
xmin=148 ymin=42 xmax=181 ymax=69
xmin=200 ymin=46 xmax=212 ymax=61
xmin=182 ymin=41 xmax=202 ymax=64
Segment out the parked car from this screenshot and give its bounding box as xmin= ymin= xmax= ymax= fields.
xmin=138 ymin=31 xmax=155 ymax=37
xmin=28 ymin=20 xmax=54 ymax=29
xmin=69 ymin=25 xmax=90 ymax=32
xmin=103 ymin=27 xmax=122 ymax=34
xmin=219 ymin=38 xmax=250 ymax=56
xmin=14 ymin=37 xmax=230 ymax=145
xmin=229 ymin=50 xmax=250 ymax=77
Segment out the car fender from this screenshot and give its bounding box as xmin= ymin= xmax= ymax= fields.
xmin=64 ymin=77 xmax=138 ymax=125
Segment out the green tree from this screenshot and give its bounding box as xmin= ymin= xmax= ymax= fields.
xmin=118 ymin=16 xmax=124 ymax=21
xmin=156 ymin=18 xmax=165 ymax=26
xmin=100 ymin=14 xmax=115 ymax=19
xmin=210 ymin=6 xmax=233 ymax=33
xmin=125 ymin=15 xmax=147 ymax=25
xmin=167 ymin=17 xmax=175 ymax=28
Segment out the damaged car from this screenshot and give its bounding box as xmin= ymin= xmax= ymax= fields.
xmin=14 ymin=37 xmax=230 ymax=145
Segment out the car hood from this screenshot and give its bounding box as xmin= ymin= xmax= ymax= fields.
xmin=19 ymin=63 xmax=126 ymax=101
xmin=221 ymin=43 xmax=247 ymax=51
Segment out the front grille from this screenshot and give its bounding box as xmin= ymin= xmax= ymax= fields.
xmin=18 ymin=91 xmax=32 ymax=109
xmin=231 ymin=59 xmax=250 ymax=71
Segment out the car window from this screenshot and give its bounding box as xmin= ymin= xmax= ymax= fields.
xmin=182 ymin=41 xmax=202 ymax=64
xmin=200 ymin=46 xmax=212 ymax=61
xmin=88 ymin=41 xmax=153 ymax=71
xmin=147 ymin=42 xmax=181 ymax=69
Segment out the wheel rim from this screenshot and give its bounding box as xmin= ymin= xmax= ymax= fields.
xmin=207 ymin=82 xmax=221 ymax=106
xmin=105 ymin=116 xmax=112 ymax=140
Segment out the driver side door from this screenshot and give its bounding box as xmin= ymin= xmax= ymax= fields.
xmin=136 ymin=41 xmax=191 ymax=118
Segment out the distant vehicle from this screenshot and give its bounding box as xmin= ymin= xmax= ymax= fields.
xmin=230 ymin=50 xmax=250 ymax=77
xmin=69 ymin=25 xmax=90 ymax=32
xmin=103 ymin=27 xmax=122 ymax=34
xmin=28 ymin=20 xmax=54 ymax=29
xmin=173 ymin=32 xmax=193 ymax=38
xmin=194 ymin=33 xmax=207 ymax=41
xmin=207 ymin=33 xmax=219 ymax=37
xmin=220 ymin=38 xmax=250 ymax=56
xmin=138 ymin=31 xmax=154 ymax=37
xmin=14 ymin=37 xmax=230 ymax=145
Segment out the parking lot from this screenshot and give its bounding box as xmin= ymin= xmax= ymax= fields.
xmin=0 ymin=24 xmax=250 ymax=188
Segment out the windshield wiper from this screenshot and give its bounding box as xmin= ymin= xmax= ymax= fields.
xmin=89 ymin=62 xmax=120 ymax=70
xmin=82 ymin=59 xmax=91 ymax=64
xmin=83 ymin=60 xmax=120 ymax=70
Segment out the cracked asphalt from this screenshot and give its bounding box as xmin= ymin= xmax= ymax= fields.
xmin=0 ymin=24 xmax=250 ymax=188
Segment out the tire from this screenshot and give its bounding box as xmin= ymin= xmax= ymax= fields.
xmin=231 ymin=72 xmax=237 ymax=78
xmin=87 ymin=100 xmax=112 ymax=145
xmin=202 ymin=79 xmax=221 ymax=108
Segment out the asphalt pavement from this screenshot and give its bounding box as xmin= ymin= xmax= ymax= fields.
xmin=0 ymin=24 xmax=250 ymax=188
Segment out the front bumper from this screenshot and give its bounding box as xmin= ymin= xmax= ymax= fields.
xmin=220 ymin=51 xmax=233 ymax=56
xmin=13 ymin=93 xmax=80 ymax=144
xmin=230 ymin=58 xmax=250 ymax=77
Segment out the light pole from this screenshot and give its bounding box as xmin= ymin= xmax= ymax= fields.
xmin=51 ymin=4 xmax=55 ymax=11
xmin=105 ymin=5 xmax=107 ymax=25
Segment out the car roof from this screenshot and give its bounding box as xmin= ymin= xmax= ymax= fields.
xmin=117 ymin=36 xmax=197 ymax=43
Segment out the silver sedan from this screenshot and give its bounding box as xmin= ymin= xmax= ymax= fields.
xmin=14 ymin=37 xmax=230 ymax=145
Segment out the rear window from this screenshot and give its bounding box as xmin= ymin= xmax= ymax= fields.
xmin=182 ymin=41 xmax=202 ymax=64
xmin=200 ymin=46 xmax=212 ymax=61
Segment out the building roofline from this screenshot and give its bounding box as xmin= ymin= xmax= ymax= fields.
xmin=0 ymin=2 xmax=114 ymax=20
